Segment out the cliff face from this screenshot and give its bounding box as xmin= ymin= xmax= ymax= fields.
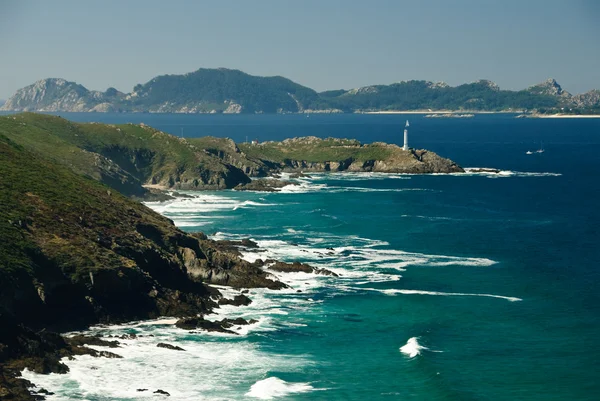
xmin=0 ymin=134 xmax=279 ymax=332
xmin=0 ymin=132 xmax=285 ymax=399
xmin=0 ymin=79 xmax=124 ymax=112
xmin=572 ymin=89 xmax=600 ymax=108
xmin=527 ymin=78 xmax=571 ymax=98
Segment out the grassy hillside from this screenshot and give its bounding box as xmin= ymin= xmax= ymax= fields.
xmin=237 ymin=137 xmax=463 ymax=174
xmin=0 ymin=127 xmax=285 ymax=400
xmin=0 ymin=113 xmax=250 ymax=192
xmin=238 ymin=137 xmax=391 ymax=163
xmin=0 ymin=132 xmax=285 ymax=325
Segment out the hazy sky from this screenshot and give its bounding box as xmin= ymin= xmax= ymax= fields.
xmin=1 ymin=0 xmax=599 ymax=99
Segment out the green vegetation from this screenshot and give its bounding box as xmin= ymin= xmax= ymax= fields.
xmin=319 ymin=80 xmax=561 ymax=112
xmin=128 ymin=68 xmax=320 ymax=113
xmin=0 ymin=113 xmax=250 ymax=193
xmin=5 ymin=70 xmax=598 ymax=114
xmin=238 ymin=137 xmax=394 ymax=163
xmin=0 ymin=133 xmax=168 ymax=279
xmin=0 ymin=127 xmax=280 ymax=330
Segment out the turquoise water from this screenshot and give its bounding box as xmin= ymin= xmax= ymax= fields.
xmin=20 ymin=114 xmax=600 ymax=400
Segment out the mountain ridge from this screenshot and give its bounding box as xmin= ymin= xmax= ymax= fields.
xmin=2 ymin=68 xmax=599 ymax=114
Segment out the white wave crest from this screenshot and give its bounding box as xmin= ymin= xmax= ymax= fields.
xmin=246 ymin=377 xmax=314 ymax=399
xmin=463 ymin=167 xmax=561 ymax=178
xmin=21 ymin=331 xmax=311 ymax=400
xmin=400 ymin=337 xmax=427 ymax=358
xmin=373 ymin=288 xmax=521 ymax=302
xmin=232 ymin=200 xmax=279 ymax=211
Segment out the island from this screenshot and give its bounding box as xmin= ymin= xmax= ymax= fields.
xmin=1 ymin=70 xmax=598 ymax=115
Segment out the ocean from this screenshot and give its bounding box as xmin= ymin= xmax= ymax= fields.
xmin=19 ymin=113 xmax=600 ymax=400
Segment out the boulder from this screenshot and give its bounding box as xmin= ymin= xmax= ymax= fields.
xmin=268 ymin=261 xmax=339 ymax=277
xmin=218 ymin=294 xmax=252 ymax=306
xmin=156 ymin=343 xmax=185 ymax=351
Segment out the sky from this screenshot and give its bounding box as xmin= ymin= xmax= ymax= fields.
xmin=1 ymin=0 xmax=599 ymax=99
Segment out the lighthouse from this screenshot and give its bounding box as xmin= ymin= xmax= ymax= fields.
xmin=403 ymin=120 xmax=409 ymax=151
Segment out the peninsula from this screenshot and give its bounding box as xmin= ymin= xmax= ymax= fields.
xmin=0 ymin=113 xmax=462 ymax=196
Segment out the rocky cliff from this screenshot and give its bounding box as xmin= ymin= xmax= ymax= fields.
xmin=0 ymin=133 xmax=283 ymax=399
xmin=1 ymin=79 xmax=124 ymax=112
xmin=237 ymin=137 xmax=463 ymax=174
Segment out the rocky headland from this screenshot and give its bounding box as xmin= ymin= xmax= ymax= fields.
xmin=0 ymin=113 xmax=465 ymax=399
xmin=235 ymin=136 xmax=464 ymax=175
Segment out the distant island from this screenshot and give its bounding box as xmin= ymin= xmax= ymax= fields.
xmin=1 ymin=68 xmax=599 ymax=115
xmin=424 ymin=113 xmax=475 ymax=118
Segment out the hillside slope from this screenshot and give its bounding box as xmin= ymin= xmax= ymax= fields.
xmin=0 ymin=113 xmax=250 ymax=193
xmin=0 ymin=133 xmax=284 ymax=399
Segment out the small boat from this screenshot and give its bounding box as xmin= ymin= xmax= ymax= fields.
xmin=535 ymin=141 xmax=544 ymax=153
xmin=526 ymin=150 xmax=533 ymax=155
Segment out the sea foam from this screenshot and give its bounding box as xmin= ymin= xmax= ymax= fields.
xmin=370 ymin=288 xmax=522 ymax=302
xmin=245 ymin=377 xmax=314 ymax=399
xmin=400 ymin=337 xmax=427 ymax=358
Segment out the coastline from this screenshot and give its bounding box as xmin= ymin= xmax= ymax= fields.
xmin=529 ymin=114 xmax=600 ymax=118
xmin=361 ymin=110 xmax=522 ymax=114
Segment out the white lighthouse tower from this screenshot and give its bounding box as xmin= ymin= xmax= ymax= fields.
xmin=403 ymin=120 xmax=409 ymax=151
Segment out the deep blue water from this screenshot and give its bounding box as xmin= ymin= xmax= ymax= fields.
xmin=20 ymin=113 xmax=600 ymax=400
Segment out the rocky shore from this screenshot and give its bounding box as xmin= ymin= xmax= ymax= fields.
xmin=0 ymin=113 xmax=466 ymax=399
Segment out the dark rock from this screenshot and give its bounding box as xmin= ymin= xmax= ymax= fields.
xmin=175 ymin=317 xmax=237 ymax=334
xmin=314 ymin=268 xmax=339 ymax=277
xmin=468 ymin=168 xmax=501 ymax=174
xmin=289 ymin=172 xmax=311 ymax=179
xmin=157 ymin=343 xmax=185 ymax=351
xmin=268 ymin=261 xmax=339 ymax=277
xmin=137 ymin=388 xmax=148 ymax=392
xmin=269 ymin=261 xmax=313 ymax=273
xmin=219 ymin=318 xmax=258 ymax=328
xmin=67 ymin=335 xmax=120 ymax=348
xmin=135 ymin=189 xmax=175 ymax=202
xmin=175 ymin=316 xmax=257 ymax=334
xmin=154 ymin=389 xmax=170 ymax=396
xmin=218 ymin=294 xmax=252 ymax=306
xmin=234 ymin=179 xmax=296 ymax=192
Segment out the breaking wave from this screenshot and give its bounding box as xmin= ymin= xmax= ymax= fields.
xmin=246 ymin=377 xmax=314 ymax=399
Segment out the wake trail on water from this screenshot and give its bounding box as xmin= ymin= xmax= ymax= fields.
xmin=364 ymin=288 xmax=522 ymax=302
